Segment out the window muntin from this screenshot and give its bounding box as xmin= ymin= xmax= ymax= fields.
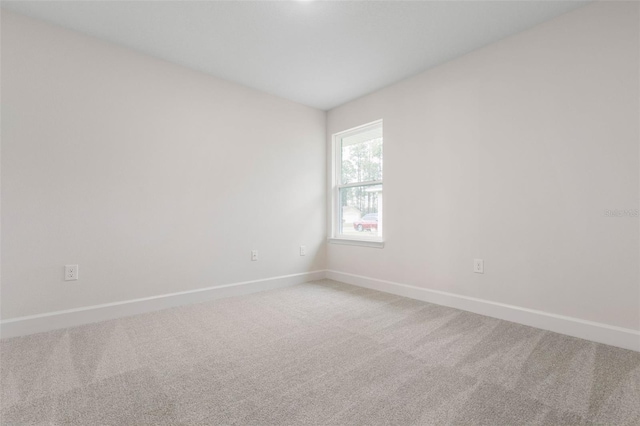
xmin=333 ymin=121 xmax=383 ymax=241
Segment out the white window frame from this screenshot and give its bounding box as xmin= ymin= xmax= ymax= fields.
xmin=329 ymin=120 xmax=384 ymax=248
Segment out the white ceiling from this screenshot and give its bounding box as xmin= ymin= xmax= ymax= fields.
xmin=2 ymin=0 xmax=589 ymax=110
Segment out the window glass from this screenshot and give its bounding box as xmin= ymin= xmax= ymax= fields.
xmin=340 ymin=128 xmax=383 ymax=185
xmin=333 ymin=121 xmax=383 ymax=241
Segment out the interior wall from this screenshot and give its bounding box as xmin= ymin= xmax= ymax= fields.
xmin=327 ymin=1 xmax=640 ymax=331
xmin=1 ymin=11 xmax=326 ymax=320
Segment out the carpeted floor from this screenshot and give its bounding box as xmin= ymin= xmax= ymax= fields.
xmin=1 ymin=279 xmax=639 ymax=425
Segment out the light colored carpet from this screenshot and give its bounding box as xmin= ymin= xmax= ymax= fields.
xmin=1 ymin=279 xmax=639 ymax=425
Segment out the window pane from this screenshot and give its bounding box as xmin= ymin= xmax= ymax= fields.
xmin=341 ymin=128 xmax=382 ymax=185
xmin=338 ymin=185 xmax=382 ymax=238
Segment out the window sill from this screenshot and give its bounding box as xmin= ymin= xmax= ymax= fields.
xmin=328 ymin=238 xmax=384 ymax=248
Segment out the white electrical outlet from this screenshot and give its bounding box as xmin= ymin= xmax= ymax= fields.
xmin=300 ymin=245 xmax=306 ymax=256
xmin=474 ymin=259 xmax=484 ymax=274
xmin=65 ymin=264 xmax=79 ymax=281
xmin=251 ymin=250 xmax=258 ymax=261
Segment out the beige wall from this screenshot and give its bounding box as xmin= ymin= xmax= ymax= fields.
xmin=1 ymin=11 xmax=326 ymax=319
xmin=327 ymin=2 xmax=640 ymax=330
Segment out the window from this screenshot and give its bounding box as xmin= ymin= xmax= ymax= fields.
xmin=331 ymin=120 xmax=383 ymax=246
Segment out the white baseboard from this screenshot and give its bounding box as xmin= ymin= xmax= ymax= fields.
xmin=326 ymin=270 xmax=640 ymax=352
xmin=0 ymin=270 xmax=326 ymax=339
xmin=5 ymin=269 xmax=638 ymax=352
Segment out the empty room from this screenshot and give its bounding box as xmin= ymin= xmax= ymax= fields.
xmin=1 ymin=0 xmax=639 ymax=425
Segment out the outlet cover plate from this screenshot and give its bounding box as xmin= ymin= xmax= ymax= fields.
xmin=65 ymin=264 xmax=79 ymax=281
